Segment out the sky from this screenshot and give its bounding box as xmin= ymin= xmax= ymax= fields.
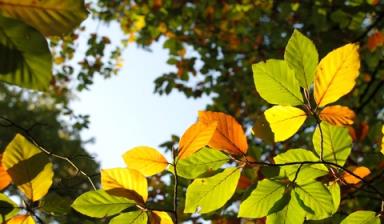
xmin=71 ymin=20 xmax=211 ymax=168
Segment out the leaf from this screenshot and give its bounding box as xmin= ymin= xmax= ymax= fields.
xmin=343 ymin=166 xmax=371 ymax=184
xmin=251 ymin=114 xmax=274 ymax=144
xmin=252 ymin=59 xmax=303 ymax=106
xmin=284 ymin=29 xmax=319 ymax=89
xmin=0 ymin=154 xmax=11 ymax=191
xmin=367 ymin=31 xmax=384 ymax=51
xmin=123 ymin=146 xmax=168 ymax=176
xmin=6 ymin=215 xmax=35 ymax=224
xmin=101 ymin=168 xmax=148 ymax=203
xmin=39 ymin=192 xmax=72 ymax=216
xmin=178 ymin=121 xmax=217 ymax=159
xmin=340 ymin=211 xmax=380 ymax=224
xmin=266 ymin=191 xmax=305 ymax=224
xmin=381 ymin=125 xmax=384 ymax=155
xmin=109 ymin=211 xmax=148 ymax=224
xmin=176 ymin=147 xmax=229 ymax=179
xmin=184 ymin=167 xmax=241 ymax=214
xmin=294 ymin=181 xmax=334 ymax=220
xmin=150 ymin=211 xmax=174 ymax=224
xmin=239 ymin=179 xmax=286 ymax=218
xmin=2 ymin=134 xmax=53 ymax=201
xmin=198 ymin=111 xmax=248 ymax=155
xmin=328 ymin=182 xmax=340 ymax=214
xmin=264 ymin=106 xmax=307 ymax=142
xmin=71 ymin=190 xmax=136 ymax=218
xmin=0 ymin=15 xmax=52 ymax=91
xmin=0 ymin=0 xmax=88 ymax=36
xmin=0 ymin=193 xmax=19 ymax=222
xmin=314 ymin=43 xmax=360 ymax=107
xmin=319 ymin=105 xmax=355 ymax=126
xmin=313 ymin=122 xmax=352 ymax=166
xmin=274 ymin=149 xmax=328 ymax=184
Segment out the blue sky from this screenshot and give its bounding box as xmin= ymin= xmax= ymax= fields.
xmin=71 ymin=20 xmax=211 ymax=168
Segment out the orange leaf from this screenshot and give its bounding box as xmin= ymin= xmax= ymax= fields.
xmin=237 ymin=175 xmax=252 ymax=190
xmin=123 ymin=146 xmax=168 ymax=176
xmin=368 ymin=31 xmax=384 ymax=51
xmin=6 ymin=215 xmax=35 ymax=224
xmin=0 ymin=154 xmax=11 ymax=191
xmin=319 ymin=105 xmax=355 ymax=126
xmin=178 ymin=121 xmax=217 ymax=160
xmin=343 ymin=166 xmax=371 ymax=184
xmin=381 ymin=125 xmax=384 ymax=155
xmin=198 ymin=111 xmax=248 ymax=155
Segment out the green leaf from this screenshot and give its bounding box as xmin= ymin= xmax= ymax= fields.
xmin=109 ymin=211 xmax=148 ymax=224
xmin=266 ymin=191 xmax=305 ymax=224
xmin=340 ymin=211 xmax=380 ymax=224
xmin=274 ymin=149 xmax=328 ymax=184
xmin=176 ymin=147 xmax=229 ymax=179
xmin=238 ymin=179 xmax=286 ymax=218
xmin=313 ymin=122 xmax=352 ymax=166
xmin=284 ymin=29 xmax=318 ymax=89
xmin=0 ymin=193 xmax=19 ymax=222
xmin=0 ymin=15 xmax=52 ymax=91
xmin=3 ymin=134 xmax=53 ymax=201
xmin=71 ymin=190 xmax=136 ymax=218
xmin=39 ymin=192 xmax=71 ymax=216
xmin=252 ymin=59 xmax=303 ymax=106
xmin=184 ymin=167 xmax=241 ymax=214
xmin=328 ymin=182 xmax=340 ymax=214
xmin=0 ymin=0 xmax=88 ymax=36
xmin=294 ymin=181 xmax=334 ymax=220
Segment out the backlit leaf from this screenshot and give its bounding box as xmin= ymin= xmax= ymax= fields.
xmin=2 ymin=134 xmax=53 ymax=201
xmin=319 ymin=105 xmax=355 ymax=126
xmin=101 ymin=168 xmax=148 ymax=203
xmin=123 ymin=146 xmax=168 ymax=176
xmin=264 ymin=106 xmax=307 ymax=142
xmin=313 ymin=122 xmax=352 ymax=166
xmin=266 ymin=191 xmax=305 ymax=224
xmin=6 ymin=215 xmax=35 ymax=224
xmin=176 ymin=147 xmax=229 ymax=179
xmin=284 ymin=29 xmax=318 ymax=89
xmin=340 ymin=211 xmax=380 ymax=224
xmin=0 ymin=193 xmax=19 ymax=222
xmin=328 ymin=182 xmax=340 ymax=214
xmin=71 ymin=190 xmax=136 ymax=218
xmin=239 ymin=179 xmax=286 ymax=218
xmin=343 ymin=166 xmax=371 ymax=184
xmin=110 ymin=211 xmax=148 ymax=224
xmin=0 ymin=154 xmax=11 ymax=191
xmin=198 ymin=111 xmax=248 ymax=155
xmin=184 ymin=167 xmax=241 ymax=214
xmin=178 ymin=121 xmax=217 ymax=159
xmin=253 ymin=59 xmax=303 ymax=106
xmin=381 ymin=125 xmax=384 ymax=155
xmin=0 ymin=0 xmax=88 ymax=36
xmin=150 ymin=211 xmax=174 ymax=224
xmin=314 ymin=43 xmax=360 ymax=107
xmin=0 ymin=15 xmax=52 ymax=91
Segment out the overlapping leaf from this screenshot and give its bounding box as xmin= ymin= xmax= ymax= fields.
xmin=0 ymin=193 xmax=19 ymax=222
xmin=2 ymin=134 xmax=53 ymax=201
xmin=6 ymin=215 xmax=35 ymax=224
xmin=328 ymin=182 xmax=340 ymax=214
xmin=314 ymin=43 xmax=360 ymax=107
xmin=123 ymin=146 xmax=168 ymax=176
xmin=264 ymin=106 xmax=307 ymax=142
xmin=0 ymin=0 xmax=88 ymax=36
xmin=319 ymin=105 xmax=355 ymax=126
xmin=109 ymin=211 xmax=148 ymax=224
xmin=340 ymin=211 xmax=380 ymax=224
xmin=343 ymin=166 xmax=371 ymax=184
xmin=266 ymin=191 xmax=305 ymax=224
xmin=0 ymin=154 xmax=11 ymax=191
xmin=150 ymin=211 xmax=174 ymax=224
xmin=199 ymin=111 xmax=248 ymax=155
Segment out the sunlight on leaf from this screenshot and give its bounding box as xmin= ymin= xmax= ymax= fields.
xmin=314 ymin=43 xmax=360 ymax=107
xmin=343 ymin=166 xmax=371 ymax=184
xmin=123 ymin=146 xmax=168 ymax=176
xmin=319 ymin=105 xmax=355 ymax=126
xmin=328 ymin=182 xmax=340 ymax=214
xmin=266 ymin=191 xmax=305 ymax=224
xmin=0 ymin=154 xmax=11 ymax=191
xmin=264 ymin=106 xmax=307 ymax=142
xmin=110 ymin=211 xmax=148 ymax=224
xmin=340 ymin=210 xmax=380 ymax=224
xmin=381 ymin=125 xmax=384 ymax=155
xmin=151 ymin=211 xmax=174 ymax=224
xmin=6 ymin=215 xmax=35 ymax=224
xmin=198 ymin=111 xmax=248 ymax=155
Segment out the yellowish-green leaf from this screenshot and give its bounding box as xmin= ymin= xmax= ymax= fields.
xmin=2 ymin=134 xmax=53 ymax=201
xmin=198 ymin=111 xmax=248 ymax=155
xmin=314 ymin=43 xmax=360 ymax=107
xmin=328 ymin=182 xmax=340 ymax=214
xmin=123 ymin=146 xmax=168 ymax=176
xmin=6 ymin=215 xmax=35 ymax=224
xmin=0 ymin=0 xmax=88 ymax=36
xmin=381 ymin=125 xmax=384 ymax=155
xmin=264 ymin=106 xmax=307 ymax=142
xmin=110 ymin=211 xmax=148 ymax=224
xmin=151 ymin=211 xmax=174 ymax=224
xmin=101 ymin=168 xmax=148 ymax=203
xmin=340 ymin=211 xmax=380 ymax=224
xmin=178 ymin=121 xmax=217 ymax=159
xmin=319 ymin=105 xmax=355 ymax=126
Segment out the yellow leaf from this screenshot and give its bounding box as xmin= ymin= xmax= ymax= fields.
xmin=178 ymin=121 xmax=217 ymax=160
xmin=101 ymin=168 xmax=148 ymax=203
xmin=314 ymin=44 xmax=360 ymax=107
xmin=0 ymin=154 xmax=11 ymax=191
xmin=381 ymin=125 xmax=384 ymax=155
xmin=6 ymin=215 xmax=35 ymax=224
xmin=151 ymin=211 xmax=174 ymax=224
xmin=198 ymin=111 xmax=248 ymax=155
xmin=343 ymin=166 xmax=371 ymax=184
xmin=264 ymin=106 xmax=307 ymax=142
xmin=123 ymin=146 xmax=168 ymax=176
xmin=2 ymin=134 xmax=53 ymax=201
xmin=319 ymin=105 xmax=355 ymax=126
